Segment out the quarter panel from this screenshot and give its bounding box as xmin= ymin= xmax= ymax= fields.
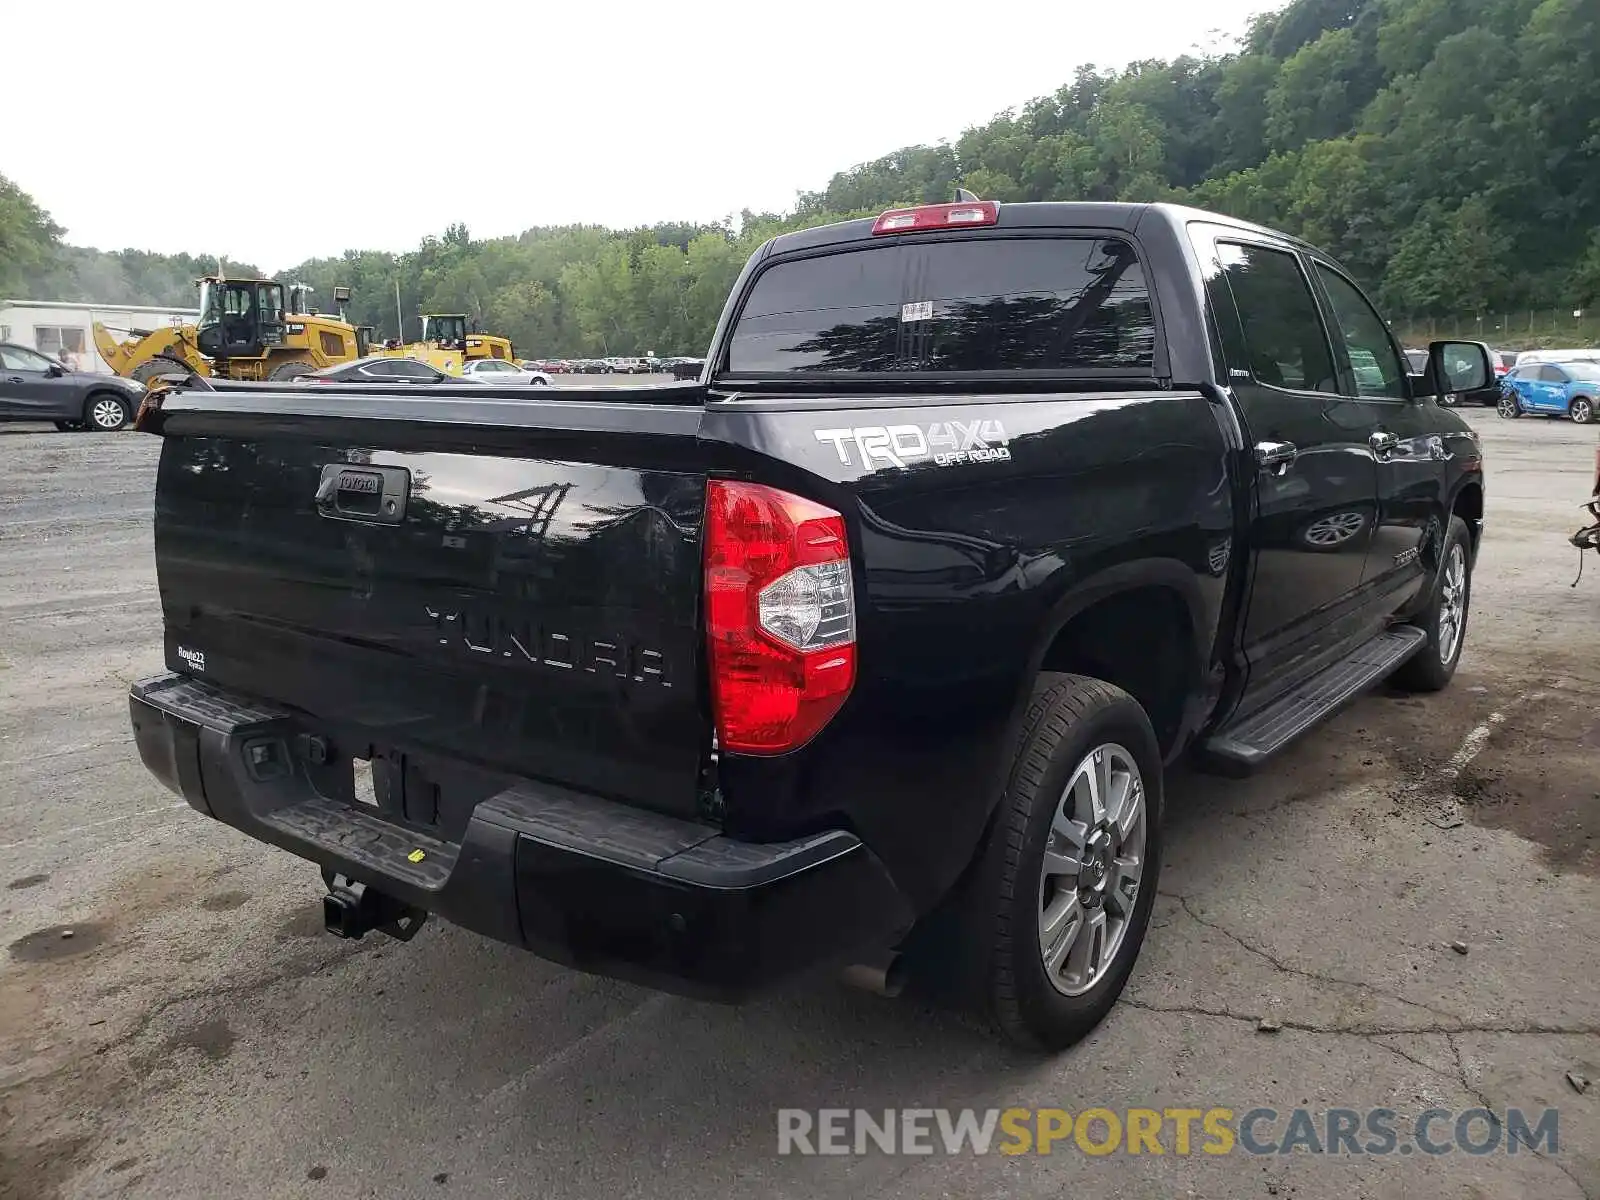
xmin=704 ymin=391 xmax=1233 ymax=908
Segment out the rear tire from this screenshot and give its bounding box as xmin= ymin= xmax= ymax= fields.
xmin=1392 ymin=516 xmax=1473 ymax=693
xmin=958 ymin=674 xmax=1163 ymax=1051
xmin=84 ymin=394 xmax=130 ymax=432
xmin=1571 ymin=396 xmax=1595 ymax=424
xmin=269 ymin=360 xmax=314 ymax=382
xmin=130 ymin=355 xmax=192 ymax=386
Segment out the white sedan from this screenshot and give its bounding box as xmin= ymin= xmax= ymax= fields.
xmin=460 ymin=359 xmax=551 ymax=385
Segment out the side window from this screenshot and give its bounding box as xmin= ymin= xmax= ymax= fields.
xmin=1215 ymin=242 xmax=1338 ymax=393
xmin=390 ymin=359 xmax=438 ymax=379
xmin=2 ymin=345 xmax=50 ymax=371
xmin=1538 ymin=365 xmax=1567 ymax=384
xmin=1313 ymin=265 xmax=1407 ymax=399
xmin=34 ymin=326 xmax=87 ymax=358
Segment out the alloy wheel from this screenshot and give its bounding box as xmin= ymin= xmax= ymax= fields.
xmin=90 ymin=399 xmax=126 ymax=430
xmin=1037 ymin=744 xmax=1146 ymax=997
xmin=1437 ymin=543 xmax=1467 ymax=665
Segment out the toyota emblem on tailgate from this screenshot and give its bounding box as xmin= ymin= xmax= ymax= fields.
xmin=314 ymin=463 xmax=410 ymax=524
xmin=337 ymin=471 xmax=382 ymax=494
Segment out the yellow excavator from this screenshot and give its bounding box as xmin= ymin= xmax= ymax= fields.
xmin=368 ymin=313 xmax=515 ymax=375
xmin=94 ymin=277 xmax=367 ymax=384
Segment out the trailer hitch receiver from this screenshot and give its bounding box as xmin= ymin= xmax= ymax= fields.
xmin=322 ymin=873 xmax=428 ymax=942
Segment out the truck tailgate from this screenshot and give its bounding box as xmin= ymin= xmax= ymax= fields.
xmin=150 ymin=386 xmax=711 ymax=818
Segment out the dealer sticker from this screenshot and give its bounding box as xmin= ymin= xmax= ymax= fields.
xmin=901 ymin=301 xmax=933 ymax=322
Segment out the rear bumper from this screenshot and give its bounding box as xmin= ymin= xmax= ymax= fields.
xmin=129 ymin=672 xmax=913 ymax=1000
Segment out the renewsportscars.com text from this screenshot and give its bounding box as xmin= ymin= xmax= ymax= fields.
xmin=777 ymin=1107 xmax=1560 ymax=1157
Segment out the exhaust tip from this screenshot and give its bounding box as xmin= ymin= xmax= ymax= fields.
xmin=841 ymin=953 xmax=907 ymax=998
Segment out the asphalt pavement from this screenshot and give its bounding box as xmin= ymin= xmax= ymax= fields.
xmin=1 ymin=402 xmax=1597 ymax=1200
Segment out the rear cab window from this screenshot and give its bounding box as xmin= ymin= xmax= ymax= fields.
xmin=726 ymin=236 xmax=1158 ymax=376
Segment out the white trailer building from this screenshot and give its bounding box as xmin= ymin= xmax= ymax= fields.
xmin=0 ymin=299 xmax=200 ymax=374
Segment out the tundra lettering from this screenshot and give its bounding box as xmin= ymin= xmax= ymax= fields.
xmin=424 ymin=603 xmax=673 ymax=686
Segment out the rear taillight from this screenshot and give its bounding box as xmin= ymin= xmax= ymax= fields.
xmin=704 ymin=480 xmax=856 ymax=755
xmin=871 ymin=200 xmax=999 ymax=235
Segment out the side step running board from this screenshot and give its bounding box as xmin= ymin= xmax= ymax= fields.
xmin=1202 ymin=626 xmax=1426 ymax=771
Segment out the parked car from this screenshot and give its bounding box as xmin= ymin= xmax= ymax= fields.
xmin=300 ymin=356 xmax=488 ymax=384
xmin=1498 ymin=359 xmax=1600 ymax=422
xmin=0 ymin=342 xmax=145 ymax=431
xmin=461 ymin=359 xmax=551 ymax=385
xmin=128 ymin=200 xmax=1485 ymax=1050
xmin=1511 ymin=348 xmax=1600 ymax=366
xmin=1491 ymin=349 xmax=1518 ymax=376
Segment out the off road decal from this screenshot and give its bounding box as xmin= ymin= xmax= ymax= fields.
xmin=813 ymin=419 xmax=1012 ymax=470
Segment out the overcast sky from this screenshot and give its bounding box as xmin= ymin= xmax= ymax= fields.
xmin=10 ymin=0 xmax=1264 ymax=272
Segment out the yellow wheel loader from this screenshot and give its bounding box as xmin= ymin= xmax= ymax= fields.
xmin=369 ymin=314 xmax=515 ymax=375
xmin=93 ymin=278 xmax=368 ymax=385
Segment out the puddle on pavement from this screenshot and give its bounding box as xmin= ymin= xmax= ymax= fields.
xmin=164 ymin=1015 xmax=236 ymax=1062
xmin=1451 ymin=693 xmax=1600 ymax=875
xmin=278 ymin=906 xmax=327 ymax=940
xmin=8 ymin=922 xmax=109 ymax=963
xmin=1330 ymin=678 xmax=1598 ymax=875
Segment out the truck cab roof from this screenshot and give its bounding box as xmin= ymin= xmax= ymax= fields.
xmin=762 ymin=201 xmax=1313 ymax=260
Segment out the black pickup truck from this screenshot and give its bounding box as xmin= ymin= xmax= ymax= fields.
xmin=128 ymin=201 xmax=1489 ymax=1050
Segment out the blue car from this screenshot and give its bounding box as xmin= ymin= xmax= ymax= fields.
xmin=1498 ymin=359 xmax=1600 ymax=423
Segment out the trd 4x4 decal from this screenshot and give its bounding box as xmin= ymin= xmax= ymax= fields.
xmin=813 ymin=419 xmax=1011 ymax=470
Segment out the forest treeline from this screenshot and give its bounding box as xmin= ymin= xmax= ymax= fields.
xmin=5 ymin=0 xmax=1597 ymax=355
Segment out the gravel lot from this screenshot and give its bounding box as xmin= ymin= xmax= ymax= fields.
xmin=1 ymin=401 xmax=1597 ymax=1200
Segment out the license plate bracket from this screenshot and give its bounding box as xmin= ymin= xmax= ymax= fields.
xmin=350 ymin=748 xmax=438 ymax=827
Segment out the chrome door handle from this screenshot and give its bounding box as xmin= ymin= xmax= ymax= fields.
xmin=1369 ymin=431 xmax=1399 ymax=461
xmin=1255 ymin=441 xmax=1298 ymax=475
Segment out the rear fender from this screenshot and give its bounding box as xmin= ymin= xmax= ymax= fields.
xmin=1003 ymin=558 xmax=1215 ymax=776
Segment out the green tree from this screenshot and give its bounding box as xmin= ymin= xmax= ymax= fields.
xmin=0 ymin=175 xmax=64 ymax=297
xmin=1264 ymin=29 xmax=1375 ymax=152
xmin=1382 ymin=197 xmax=1501 ymax=315
xmin=7 ymin=0 xmax=1598 ymax=352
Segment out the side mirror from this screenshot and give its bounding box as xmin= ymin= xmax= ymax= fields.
xmin=1415 ymin=340 xmax=1492 ymax=400
xmin=47 ymin=362 xmax=67 ymax=377
xmin=332 ymin=286 xmax=352 ymax=303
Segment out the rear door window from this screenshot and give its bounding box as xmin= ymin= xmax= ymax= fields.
xmin=1214 ymin=242 xmax=1338 ymax=394
xmin=727 ymin=237 xmax=1156 ymax=375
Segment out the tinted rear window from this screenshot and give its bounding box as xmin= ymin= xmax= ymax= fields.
xmin=727 ymin=237 xmax=1156 ymax=375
